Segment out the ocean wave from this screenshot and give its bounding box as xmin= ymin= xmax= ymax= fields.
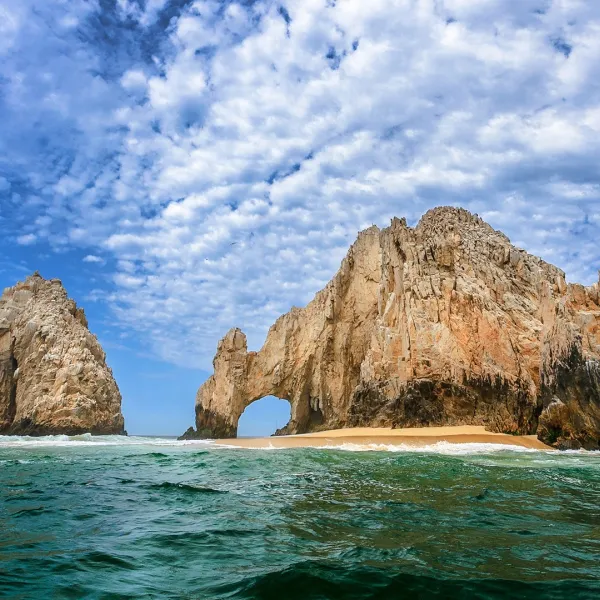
xmin=210 ymin=441 xmax=597 ymax=455
xmin=318 ymin=441 xmax=544 ymax=454
xmin=232 ymin=441 xmax=549 ymax=455
xmin=215 ymin=561 xmax=600 ymax=600
xmin=328 ymin=443 xmax=596 ymax=456
xmin=0 ymin=434 xmax=216 ymax=448
xmin=0 ymin=434 xmax=594 ymax=455
xmin=147 ymin=482 xmax=226 ymax=494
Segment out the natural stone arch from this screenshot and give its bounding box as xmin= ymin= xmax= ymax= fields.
xmin=194 ymin=208 xmax=600 ymax=447
xmin=194 ymin=226 xmax=383 ymax=439
xmin=195 ymin=329 xmax=330 ymax=438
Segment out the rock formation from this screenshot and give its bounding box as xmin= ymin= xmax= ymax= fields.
xmin=0 ymin=273 xmax=125 ymax=435
xmin=194 ymin=207 xmax=600 ymax=449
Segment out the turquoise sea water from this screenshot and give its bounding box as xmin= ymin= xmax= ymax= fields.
xmin=0 ymin=436 xmax=599 ymax=599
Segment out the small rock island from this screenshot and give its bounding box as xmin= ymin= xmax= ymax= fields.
xmin=193 ymin=207 xmax=600 ymax=449
xmin=0 ymin=273 xmax=124 ymax=436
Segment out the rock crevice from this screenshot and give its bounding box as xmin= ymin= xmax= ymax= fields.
xmin=194 ymin=207 xmax=600 ymax=448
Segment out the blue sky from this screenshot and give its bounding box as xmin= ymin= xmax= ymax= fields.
xmin=1 ymin=0 xmax=599 ymax=436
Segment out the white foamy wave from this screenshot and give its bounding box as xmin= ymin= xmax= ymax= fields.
xmin=319 ymin=442 xmax=598 ymax=455
xmin=1 ymin=435 xmax=594 ymax=455
xmin=311 ymin=441 xmax=542 ymax=455
xmin=215 ymin=441 xmax=549 ymax=454
xmin=0 ymin=434 xmax=216 ymax=448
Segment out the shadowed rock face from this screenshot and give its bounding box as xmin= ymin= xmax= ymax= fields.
xmin=194 ymin=207 xmax=600 ymax=449
xmin=0 ymin=273 xmax=125 ymax=436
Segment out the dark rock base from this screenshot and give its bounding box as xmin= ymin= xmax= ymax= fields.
xmin=193 ymin=406 xmax=237 ymax=439
xmin=347 ymin=376 xmax=540 ymax=435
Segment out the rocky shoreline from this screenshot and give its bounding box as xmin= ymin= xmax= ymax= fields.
xmin=2 ymin=208 xmax=599 ymax=449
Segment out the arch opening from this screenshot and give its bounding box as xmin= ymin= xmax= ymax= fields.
xmin=237 ymin=396 xmax=291 ymax=438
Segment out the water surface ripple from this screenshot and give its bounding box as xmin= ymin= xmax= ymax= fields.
xmin=0 ymin=436 xmax=599 ymax=599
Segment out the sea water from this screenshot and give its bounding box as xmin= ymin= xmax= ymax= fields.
xmin=0 ymin=436 xmax=599 ymax=599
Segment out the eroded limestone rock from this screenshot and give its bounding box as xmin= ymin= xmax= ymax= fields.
xmin=194 ymin=207 xmax=600 ymax=448
xmin=0 ymin=273 xmax=125 ymax=435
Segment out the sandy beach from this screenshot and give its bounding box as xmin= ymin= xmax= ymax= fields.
xmin=215 ymin=425 xmax=551 ymax=450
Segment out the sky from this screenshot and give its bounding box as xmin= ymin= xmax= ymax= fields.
xmin=1 ymin=0 xmax=599 ymax=436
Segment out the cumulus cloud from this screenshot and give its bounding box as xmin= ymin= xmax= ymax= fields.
xmin=1 ymin=0 xmax=600 ymax=368
xmin=83 ymin=255 xmax=105 ymax=265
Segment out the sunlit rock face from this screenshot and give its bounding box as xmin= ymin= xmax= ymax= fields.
xmin=0 ymin=273 xmax=124 ymax=435
xmin=195 ymin=207 xmax=600 ymax=449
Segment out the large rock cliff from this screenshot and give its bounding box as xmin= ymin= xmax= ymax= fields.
xmin=0 ymin=273 xmax=125 ymax=435
xmin=194 ymin=207 xmax=600 ymax=449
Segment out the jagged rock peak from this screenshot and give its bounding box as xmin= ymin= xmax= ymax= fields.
xmin=193 ymin=207 xmax=600 ymax=449
xmin=415 ymin=206 xmax=509 ymax=242
xmin=0 ymin=273 xmax=125 ymax=435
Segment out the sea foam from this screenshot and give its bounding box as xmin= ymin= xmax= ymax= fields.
xmin=0 ymin=434 xmax=216 ymax=448
xmin=0 ymin=435 xmax=593 ymax=455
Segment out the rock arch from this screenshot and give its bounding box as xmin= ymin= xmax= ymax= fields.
xmin=194 ymin=208 xmax=600 ymax=448
xmin=195 ymin=225 xmax=383 ymax=438
xmin=195 ymin=327 xmax=340 ymax=438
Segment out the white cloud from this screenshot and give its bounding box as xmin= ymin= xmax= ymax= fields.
xmin=83 ymin=254 xmax=105 ymax=264
xmin=16 ymin=234 xmax=36 ymax=246
xmin=1 ymin=0 xmax=600 ymax=369
xmin=114 ymin=273 xmax=145 ymax=289
xmin=121 ymin=70 xmax=148 ymax=98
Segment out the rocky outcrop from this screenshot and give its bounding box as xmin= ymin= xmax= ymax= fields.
xmin=194 ymin=207 xmax=600 ymax=449
xmin=0 ymin=273 xmax=125 ymax=435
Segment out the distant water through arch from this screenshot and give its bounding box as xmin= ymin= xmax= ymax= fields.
xmin=237 ymin=396 xmax=291 ymax=437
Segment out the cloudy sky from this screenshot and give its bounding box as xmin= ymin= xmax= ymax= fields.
xmin=1 ymin=0 xmax=599 ymax=435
